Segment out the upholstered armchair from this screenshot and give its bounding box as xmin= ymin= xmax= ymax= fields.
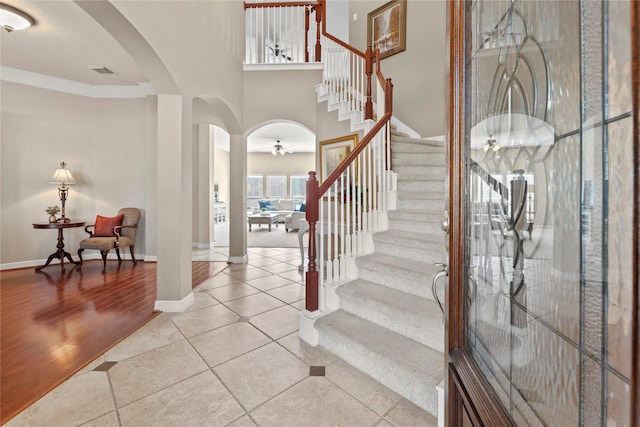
xmin=285 ymin=211 xmax=306 ymax=232
xmin=77 ymin=208 xmax=141 ymax=274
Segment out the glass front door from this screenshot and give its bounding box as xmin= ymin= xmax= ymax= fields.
xmin=447 ymin=0 xmax=637 ymax=425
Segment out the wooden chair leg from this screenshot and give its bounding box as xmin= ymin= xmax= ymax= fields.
xmin=77 ymin=248 xmax=84 ymax=270
xmin=100 ymin=251 xmax=108 ymax=274
xmin=129 ymin=246 xmax=137 ymax=265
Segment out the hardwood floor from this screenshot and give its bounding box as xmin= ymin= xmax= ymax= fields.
xmin=0 ymin=260 xmax=159 ymax=424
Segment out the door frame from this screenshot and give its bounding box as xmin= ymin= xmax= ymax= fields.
xmin=445 ymin=0 xmax=639 ymax=425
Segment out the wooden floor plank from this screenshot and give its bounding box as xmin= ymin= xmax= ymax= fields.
xmin=0 ymin=260 xmax=158 ymax=424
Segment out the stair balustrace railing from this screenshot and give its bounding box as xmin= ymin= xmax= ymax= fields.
xmin=244 ymin=1 xmax=321 ymax=64
xmin=244 ymin=0 xmax=395 ymax=314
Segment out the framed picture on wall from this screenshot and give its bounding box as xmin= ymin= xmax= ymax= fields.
xmin=367 ymin=0 xmax=407 ymax=60
xmin=319 ymin=134 xmax=359 ymax=181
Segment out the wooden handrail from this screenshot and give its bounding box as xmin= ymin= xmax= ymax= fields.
xmin=319 ymin=112 xmax=392 ymax=194
xmin=244 ymin=2 xmax=318 ymax=9
xmin=322 ymin=32 xmax=367 ymax=58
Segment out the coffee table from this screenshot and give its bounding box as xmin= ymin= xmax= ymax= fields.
xmin=248 ymin=213 xmax=279 ymax=231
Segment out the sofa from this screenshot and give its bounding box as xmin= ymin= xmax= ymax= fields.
xmin=256 ymin=199 xmax=305 ymax=224
xmin=285 ymin=211 xmax=306 ymax=232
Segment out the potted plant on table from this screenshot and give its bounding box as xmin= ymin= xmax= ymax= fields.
xmin=45 ymin=205 xmax=61 ymax=223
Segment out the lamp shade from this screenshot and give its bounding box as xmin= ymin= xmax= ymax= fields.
xmin=48 ymin=162 xmax=76 ymax=185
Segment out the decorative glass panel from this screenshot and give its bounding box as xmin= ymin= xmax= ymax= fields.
xmin=465 ymin=0 xmax=633 ymax=424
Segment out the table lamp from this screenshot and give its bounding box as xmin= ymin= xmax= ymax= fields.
xmin=48 ymin=161 xmax=76 ymax=223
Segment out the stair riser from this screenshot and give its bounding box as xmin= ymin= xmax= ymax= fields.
xmin=317 ymin=326 xmax=439 ymax=415
xmin=356 ymin=265 xmax=433 ymax=300
xmin=338 ymin=294 xmax=444 ymax=351
xmin=394 ymin=166 xmax=445 ymax=178
xmin=398 ymin=198 xmax=444 ymax=211
xmin=374 ymin=241 xmax=445 ymax=264
xmin=393 ymin=154 xmax=446 ymax=166
xmin=389 ymin=218 xmax=442 ymax=235
xmin=397 ymin=180 xmax=445 ymax=192
xmin=392 ymin=143 xmax=444 ymax=154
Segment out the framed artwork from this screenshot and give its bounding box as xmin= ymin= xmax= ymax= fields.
xmin=367 ymin=0 xmax=407 ymax=60
xmin=319 ymin=134 xmax=359 ymax=181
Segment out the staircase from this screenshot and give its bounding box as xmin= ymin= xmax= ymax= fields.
xmin=314 ymin=129 xmax=447 ymax=415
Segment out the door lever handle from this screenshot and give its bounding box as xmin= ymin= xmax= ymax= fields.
xmin=432 ymin=263 xmax=448 ymax=318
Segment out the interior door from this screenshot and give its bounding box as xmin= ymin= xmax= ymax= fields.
xmin=445 ymin=0 xmax=638 ymax=425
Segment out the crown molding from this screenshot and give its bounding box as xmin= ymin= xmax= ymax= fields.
xmin=0 ymin=66 xmax=156 ymax=98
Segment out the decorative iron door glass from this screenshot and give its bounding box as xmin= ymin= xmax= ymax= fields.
xmin=465 ymin=0 xmax=633 ymax=425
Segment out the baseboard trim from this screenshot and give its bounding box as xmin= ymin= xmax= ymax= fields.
xmin=154 ymin=292 xmax=194 ymax=312
xmin=228 ymin=255 xmax=248 ymax=264
xmin=192 ymin=242 xmax=211 ymax=249
xmin=0 ymin=253 xmax=145 ymax=271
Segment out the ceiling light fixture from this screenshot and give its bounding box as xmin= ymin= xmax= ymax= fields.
xmin=272 ymin=140 xmax=287 ymax=156
xmin=0 ymin=3 xmax=35 ymax=32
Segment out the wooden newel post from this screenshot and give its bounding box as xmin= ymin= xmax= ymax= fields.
xmin=385 ymin=78 xmax=393 ymax=114
xmin=305 ymin=7 xmax=310 ymax=62
xmin=365 ymin=46 xmax=374 ymax=120
xmin=315 ymin=0 xmax=323 ymax=62
xmin=305 ymin=171 xmax=319 ymax=311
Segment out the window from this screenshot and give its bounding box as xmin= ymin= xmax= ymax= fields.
xmin=267 ymin=175 xmax=287 ymax=198
xmin=247 ymin=175 xmax=263 ymax=209
xmin=290 ymin=175 xmax=307 ymax=199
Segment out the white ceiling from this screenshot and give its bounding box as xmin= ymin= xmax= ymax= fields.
xmin=0 ymin=1 xmax=316 ymax=153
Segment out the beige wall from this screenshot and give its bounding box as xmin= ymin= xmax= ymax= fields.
xmin=248 ymin=152 xmax=315 ymax=177
xmin=0 ymin=81 xmax=150 ymax=266
xmin=349 ymin=0 xmax=446 ymax=138
xmin=243 ymin=69 xmax=322 ymax=133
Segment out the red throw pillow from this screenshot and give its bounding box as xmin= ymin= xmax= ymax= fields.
xmin=93 ymin=214 xmax=124 ymax=237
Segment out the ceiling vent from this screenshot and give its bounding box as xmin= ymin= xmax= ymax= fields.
xmin=88 ymin=66 xmax=114 ymax=74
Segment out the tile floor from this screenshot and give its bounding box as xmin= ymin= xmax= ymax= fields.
xmin=7 ymin=247 xmax=437 ymax=427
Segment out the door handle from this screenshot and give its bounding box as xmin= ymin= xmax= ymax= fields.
xmin=432 ymin=263 xmax=448 ymax=318
xmin=441 ymin=211 xmax=449 ymax=234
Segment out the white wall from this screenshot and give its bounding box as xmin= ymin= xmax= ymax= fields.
xmin=349 ymin=0 xmax=447 ymax=138
xmin=0 ymin=81 xmax=149 ymax=266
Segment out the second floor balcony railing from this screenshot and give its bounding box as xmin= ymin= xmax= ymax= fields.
xmin=244 ymin=1 xmax=321 ymax=64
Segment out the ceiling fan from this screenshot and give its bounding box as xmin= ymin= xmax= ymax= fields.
xmin=257 ymin=140 xmax=293 ymax=156
xmin=266 ymin=43 xmax=292 ymax=61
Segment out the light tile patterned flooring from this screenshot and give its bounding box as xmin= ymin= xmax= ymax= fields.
xmin=7 ymin=247 xmax=437 ymax=427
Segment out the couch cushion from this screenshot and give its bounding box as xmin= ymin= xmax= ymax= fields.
xmin=278 ymin=199 xmax=293 ymax=211
xmin=258 ymin=200 xmax=272 ymax=209
xmin=93 ymin=214 xmax=124 ymax=237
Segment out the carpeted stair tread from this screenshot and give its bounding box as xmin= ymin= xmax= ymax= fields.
xmin=388 ymin=209 xmax=443 ymax=222
xmin=374 ymin=229 xmax=443 ymax=246
xmin=388 ymin=210 xmax=444 ymax=234
xmin=356 ymin=253 xmax=444 ymax=300
xmin=398 ymin=191 xmax=446 ymax=200
xmin=393 ymin=153 xmax=446 ymax=166
xmin=316 ymin=310 xmax=443 ymax=415
xmin=337 ymin=279 xmax=444 ymax=351
xmin=391 ymin=135 xmax=444 ymax=147
xmin=373 ymin=230 xmax=445 ymax=263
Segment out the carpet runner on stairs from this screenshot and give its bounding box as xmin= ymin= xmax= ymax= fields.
xmin=315 ymin=133 xmax=447 ymax=416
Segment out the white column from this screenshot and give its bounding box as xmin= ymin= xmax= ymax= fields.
xmin=154 ymin=94 xmax=194 ymax=312
xmin=228 ymin=133 xmax=247 ymax=263
xmin=144 ymin=95 xmax=158 ymax=261
xmin=196 ymin=123 xmax=212 ymax=248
